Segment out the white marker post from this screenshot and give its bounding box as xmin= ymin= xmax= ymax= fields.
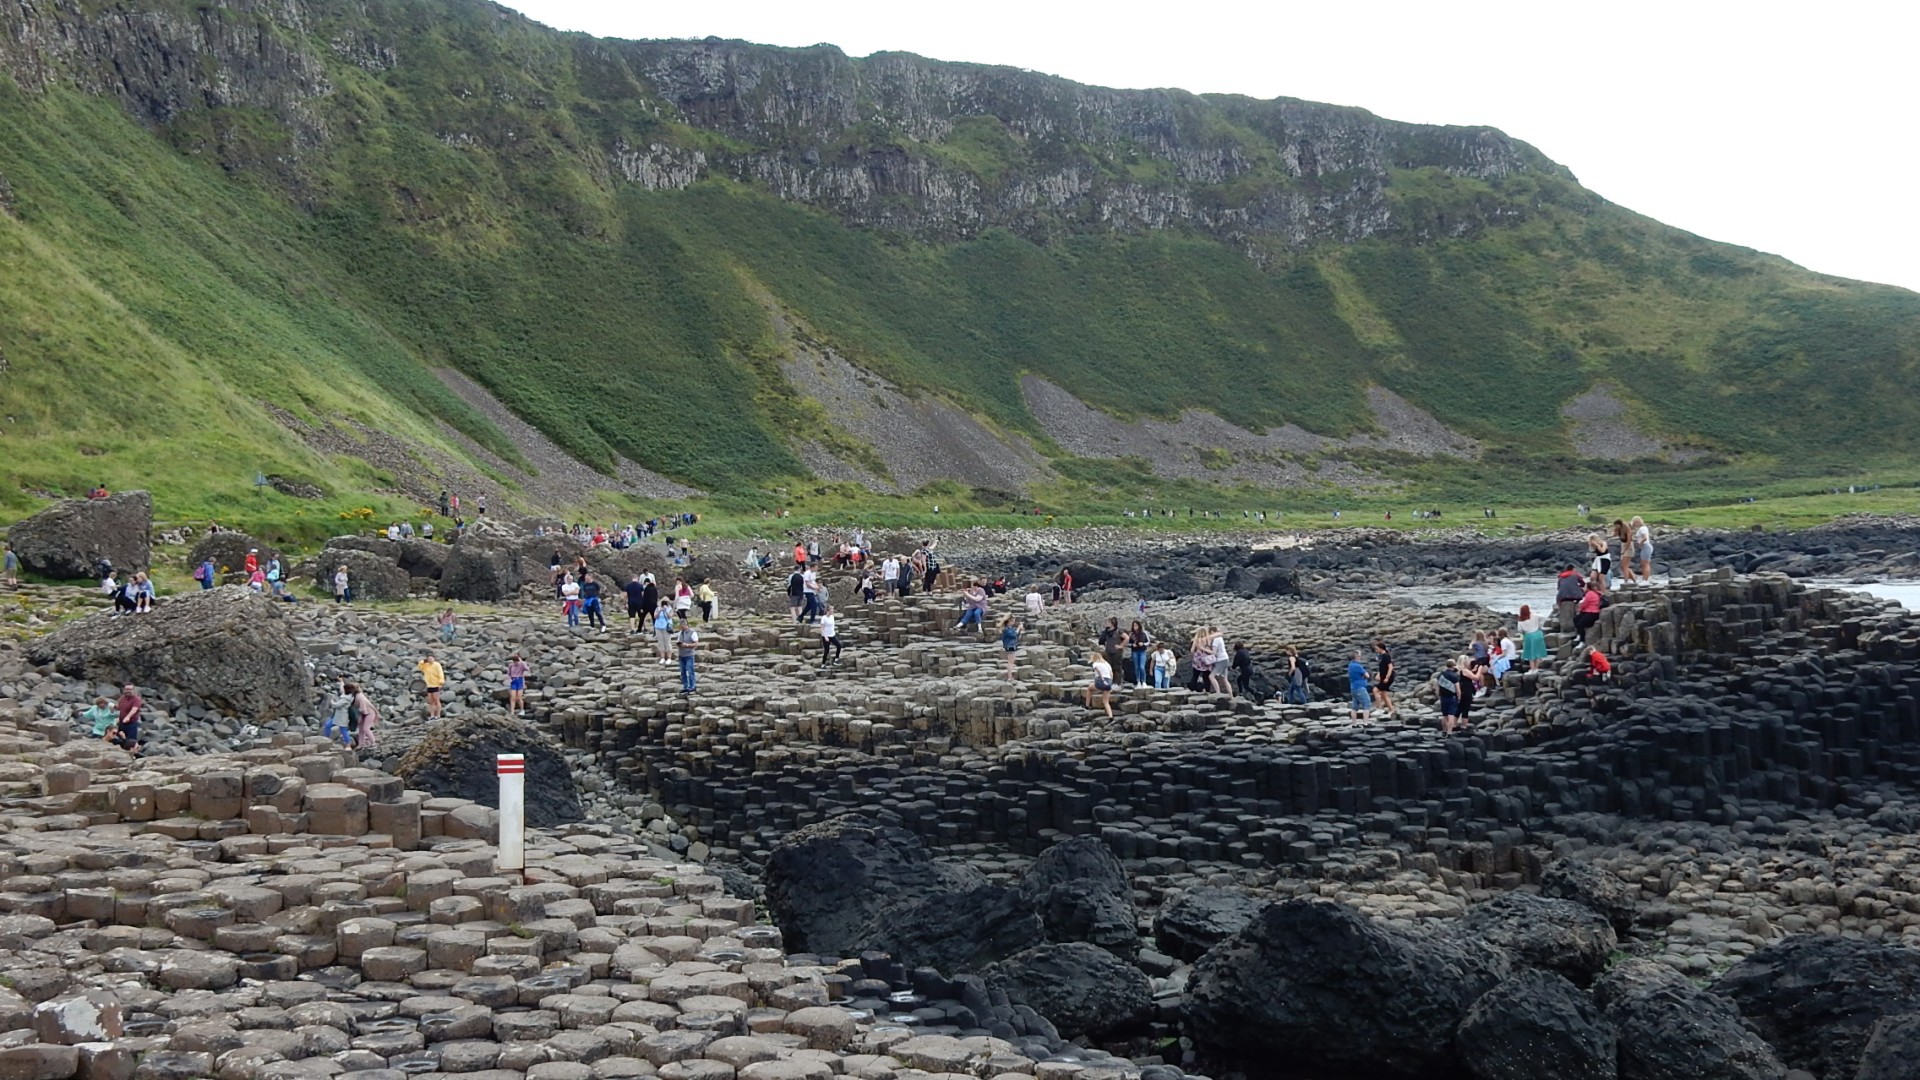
xmin=496 ymin=753 xmax=525 ymax=874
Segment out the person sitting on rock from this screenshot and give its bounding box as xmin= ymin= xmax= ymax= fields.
xmin=954 ymin=581 xmax=989 ymax=634
xmin=1574 ymin=575 xmax=1605 ymax=642
xmin=110 ymin=685 xmax=143 ymax=755
xmin=83 ymin=696 xmax=115 ymax=740
xmin=133 ymin=572 xmax=155 ymax=613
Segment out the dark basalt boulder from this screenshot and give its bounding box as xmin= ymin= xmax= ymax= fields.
xmin=437 ymin=540 xmax=527 ymax=602
xmin=313 ymin=548 xmax=412 ymax=600
xmin=1152 ymin=886 xmax=1267 ymax=962
xmin=1455 ymin=970 xmax=1616 ymax=1080
xmin=1712 ymin=934 xmax=1920 ymax=1080
xmin=1018 ymin=836 xmax=1137 ymax=959
xmin=26 ymin=587 xmax=310 ymax=720
xmin=764 ymin=815 xmax=1043 ymax=973
xmin=1456 ymin=892 xmax=1618 ymax=986
xmin=984 ymin=942 xmax=1152 ymax=1040
xmin=186 ymin=532 xmax=279 ymax=581
xmin=1186 ymin=898 xmax=1510 ymax=1079
xmin=1540 ymin=859 xmax=1639 ymax=936
xmin=395 ymin=539 xmax=448 ymax=580
xmin=10 ymin=490 xmax=151 ymax=579
xmin=1853 ymin=1012 xmax=1920 ymax=1080
xmin=392 ymin=714 xmax=581 ymax=827
xmin=1594 ymin=959 xmax=1786 ymax=1080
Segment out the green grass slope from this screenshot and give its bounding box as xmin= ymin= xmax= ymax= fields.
xmin=0 ymin=0 xmax=1915 ymax=527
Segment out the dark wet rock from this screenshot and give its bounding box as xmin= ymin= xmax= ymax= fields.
xmin=1540 ymin=860 xmax=1639 ymax=936
xmin=1186 ymin=898 xmax=1510 ymax=1079
xmin=1222 ymin=567 xmax=1262 ymax=597
xmin=1594 ymin=958 xmax=1786 ymax=1080
xmin=1456 ymin=970 xmax=1616 ymax=1080
xmin=1018 ymin=836 xmax=1137 ymax=958
xmin=1713 ymin=935 xmax=1920 ymax=1080
xmin=10 ymin=490 xmax=151 ymax=579
xmin=394 ymin=540 xmax=448 ymax=580
xmin=764 ymin=815 xmax=1043 ymax=973
xmin=1456 ymin=892 xmax=1618 ymax=986
xmin=392 ymin=715 xmax=581 ymax=827
xmin=26 ymin=586 xmax=311 ymax=720
xmin=1853 ymin=1012 xmax=1920 ymax=1080
xmin=1152 ymin=887 xmax=1266 ymax=963
xmin=437 ymin=541 xmax=528 ymax=602
xmin=983 ymin=942 xmax=1151 ymax=1040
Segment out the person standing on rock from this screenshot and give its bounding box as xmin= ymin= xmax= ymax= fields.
xmin=560 ymin=573 xmax=581 ymax=627
xmin=1 ymin=544 xmax=14 ymax=588
xmin=1187 ymin=627 xmax=1214 ymax=693
xmin=1346 ymin=651 xmax=1373 ymax=721
xmin=625 ymin=575 xmax=648 ymax=633
xmin=920 ymin=540 xmax=942 ymax=594
xmin=651 ymin=605 xmax=674 ymax=665
xmin=1587 ymin=533 xmax=1614 ymax=592
xmin=439 ymin=490 xmax=450 ymax=517
xmin=1058 ymin=567 xmax=1074 ymax=605
xmin=350 ymin=682 xmax=380 ymax=749
xmin=697 ymin=580 xmax=717 ymax=623
xmin=1128 ymin=621 xmax=1152 ymax=688
xmin=785 ymin=566 xmax=807 ymax=622
xmin=1207 ymin=627 xmax=1232 ymax=695
xmin=1232 ymin=642 xmax=1256 ymax=699
xmin=507 ymin=653 xmax=529 ymax=716
xmin=1630 ymin=516 xmax=1654 ymax=585
xmin=859 ymin=569 xmax=877 ymax=605
xmin=880 ymin=555 xmax=898 ymax=597
xmin=417 ymin=653 xmax=446 ymax=720
xmin=323 ymin=681 xmax=354 ymax=746
xmin=1085 ymin=649 xmax=1115 ymax=719
xmin=1000 ymin=615 xmax=1022 ymax=681
xmin=333 ymin=565 xmax=350 ymax=604
xmin=641 ymin=573 xmax=660 ymax=624
xmin=676 ymin=616 xmax=700 ymax=694
xmin=1434 ymin=659 xmax=1463 ymax=734
xmin=818 ymin=606 xmax=842 ymax=669
xmin=673 ymin=576 xmax=695 ymax=623
xmin=1150 ymin=640 xmax=1175 ymax=690
xmin=1371 ymin=639 xmax=1397 ymax=718
xmin=1555 ymin=564 xmax=1585 ymax=631
xmin=798 ymin=568 xmax=821 ymax=623
xmin=1518 ymin=605 xmax=1549 ymax=670
xmin=244 ymin=549 xmax=259 ymax=576
xmin=1284 ymin=645 xmax=1312 ymax=705
xmin=1025 ymin=587 xmax=1044 ymax=617
xmin=196 ymin=556 xmax=216 ymax=591
xmin=580 ymin=572 xmax=605 ymax=630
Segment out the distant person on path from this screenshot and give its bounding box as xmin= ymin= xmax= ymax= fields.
xmin=1 ymin=544 xmax=15 ymax=588
xmin=437 ymin=608 xmax=457 ymax=644
xmin=350 ymin=683 xmax=380 ymax=749
xmin=1085 ymin=650 xmax=1115 ymax=718
xmin=1150 ymin=641 xmax=1175 ymax=690
xmin=1517 ymin=605 xmax=1549 ymax=670
xmin=323 ymin=682 xmax=354 ymax=746
xmin=507 ymin=653 xmax=529 ymax=715
xmin=333 ymin=565 xmax=351 ymax=604
xmin=818 ymin=606 xmax=842 ymax=668
xmin=651 ymin=606 xmax=674 ymax=665
xmin=676 ymin=617 xmax=699 ymax=694
xmin=1000 ymin=616 xmax=1022 ymax=681
xmin=416 ymin=654 xmax=446 ymax=720
xmin=1346 ymin=651 xmax=1373 ymax=721
xmin=1630 ymin=516 xmax=1654 ymax=584
xmin=1372 ymin=638 xmax=1397 ymax=717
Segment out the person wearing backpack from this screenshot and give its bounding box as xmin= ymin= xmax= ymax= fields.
xmin=195 ymin=557 xmax=215 ymax=590
xmin=1434 ymin=659 xmax=1463 ymax=734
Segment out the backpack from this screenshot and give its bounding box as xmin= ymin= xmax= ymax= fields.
xmin=192 ymin=563 xmax=208 ymax=582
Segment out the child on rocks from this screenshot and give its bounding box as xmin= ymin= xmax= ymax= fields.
xmin=507 ymin=653 xmax=529 ymax=716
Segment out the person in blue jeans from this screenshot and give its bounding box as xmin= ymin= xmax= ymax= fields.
xmin=676 ymin=618 xmax=699 ymax=694
xmin=1346 ymin=651 xmax=1373 ymax=721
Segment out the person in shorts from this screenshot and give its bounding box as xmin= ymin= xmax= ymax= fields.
xmin=1346 ymin=651 xmax=1373 ymax=721
xmin=417 ymin=654 xmax=445 ymax=720
xmin=999 ymin=616 xmax=1022 ymax=682
xmin=1630 ymin=516 xmax=1654 ymax=584
xmin=1084 ymin=651 xmax=1114 ymax=718
xmin=1372 ymin=638 xmax=1397 ymax=717
xmin=506 ymin=653 xmax=529 ymax=715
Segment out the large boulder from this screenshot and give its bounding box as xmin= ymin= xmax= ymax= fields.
xmin=1854 ymin=1012 xmax=1920 ymax=1080
xmin=25 ymin=587 xmax=310 ymax=720
xmin=1456 ymin=970 xmax=1616 ymax=1080
xmin=983 ymin=942 xmax=1151 ymax=1040
xmin=1712 ymin=934 xmax=1920 ymax=1080
xmin=764 ymin=815 xmax=1043 ymax=972
xmin=392 ymin=715 xmax=581 ymax=827
xmin=395 ymin=540 xmax=448 ymax=580
xmin=1153 ymin=887 xmax=1267 ymax=962
xmin=186 ymin=532 xmax=279 ymax=581
xmin=1018 ymin=836 xmax=1137 ymax=958
xmin=1455 ymin=892 xmax=1618 ymax=986
xmin=1593 ymin=959 xmax=1786 ymax=1080
xmin=1186 ymin=898 xmax=1511 ymax=1079
xmin=438 ymin=541 xmax=528 ymax=602
xmin=1540 ymin=859 xmax=1639 ymax=936
xmin=9 ymin=491 xmax=151 ymax=579
xmin=314 ymin=548 xmax=412 ymax=601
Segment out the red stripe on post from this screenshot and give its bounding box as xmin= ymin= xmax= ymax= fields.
xmin=497 ymin=754 xmax=525 ymax=775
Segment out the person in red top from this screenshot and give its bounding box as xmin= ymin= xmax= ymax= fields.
xmin=793 ymin=542 xmax=808 ymax=568
xmin=1588 ymin=649 xmax=1612 ymax=677
xmin=1572 ymin=575 xmax=1605 ymax=642
xmin=244 ymin=550 xmax=259 ymax=575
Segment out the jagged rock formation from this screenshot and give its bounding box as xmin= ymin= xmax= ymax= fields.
xmin=7 ymin=491 xmax=151 ymax=579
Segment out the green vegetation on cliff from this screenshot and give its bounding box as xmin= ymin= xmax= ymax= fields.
xmin=0 ymin=0 xmax=1916 ymax=524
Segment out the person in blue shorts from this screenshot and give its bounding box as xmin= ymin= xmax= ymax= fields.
xmin=506 ymin=653 xmax=529 ymax=716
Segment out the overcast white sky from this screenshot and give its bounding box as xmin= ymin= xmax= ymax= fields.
xmin=504 ymin=0 xmax=1917 ymax=293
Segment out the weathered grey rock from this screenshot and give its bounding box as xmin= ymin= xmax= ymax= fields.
xmin=1152 ymin=887 xmax=1267 ymax=963
xmin=984 ymin=941 xmax=1151 ymax=1040
xmin=188 ymin=533 xmax=277 ymax=581
xmin=1713 ymin=935 xmax=1920 ymax=1080
xmin=1456 ymin=970 xmax=1615 ymax=1080
xmin=1456 ymin=892 xmax=1617 ymax=986
xmin=10 ymin=490 xmax=150 ymax=579
xmin=1018 ymin=835 xmax=1136 ymax=958
xmin=1540 ymin=860 xmax=1639 ymax=936
xmin=437 ymin=539 xmax=527 ymax=602
xmin=1186 ymin=898 xmax=1510 ymax=1079
xmin=392 ymin=715 xmax=581 ymax=827
xmin=314 ymin=549 xmax=411 ymax=601
xmin=1854 ymin=1012 xmax=1920 ymax=1080
xmin=1594 ymin=959 xmax=1785 ymax=1080
xmin=26 ymin=587 xmax=311 ymax=720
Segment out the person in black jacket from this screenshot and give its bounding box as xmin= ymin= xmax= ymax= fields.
xmin=624 ymin=575 xmax=648 ymax=633
xmin=579 ymin=573 xmax=605 ymax=630
xmin=1232 ymin=642 xmax=1256 ymax=699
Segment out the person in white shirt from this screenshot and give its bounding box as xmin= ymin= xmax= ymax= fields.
xmin=818 ymin=607 xmax=842 ymax=667
xmin=1150 ymin=645 xmax=1175 ymax=690
xmin=1630 ymin=516 xmax=1654 ymax=584
xmin=1085 ymin=652 xmax=1115 ymax=718
xmin=1024 ymin=590 xmax=1045 ymax=616
xmin=881 ymin=557 xmax=900 ymax=596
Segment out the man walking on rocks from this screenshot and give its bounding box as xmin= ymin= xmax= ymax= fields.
xmin=1555 ymin=564 xmax=1585 ymax=630
xmin=580 ymin=572 xmax=605 ymax=630
xmin=818 ymin=606 xmax=842 ymax=668
xmin=1347 ymin=651 xmax=1374 ymax=721
xmin=625 ymin=575 xmax=648 ymax=633
xmin=417 ymin=653 xmax=446 ymax=720
xmin=676 ymin=616 xmax=700 ymax=694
